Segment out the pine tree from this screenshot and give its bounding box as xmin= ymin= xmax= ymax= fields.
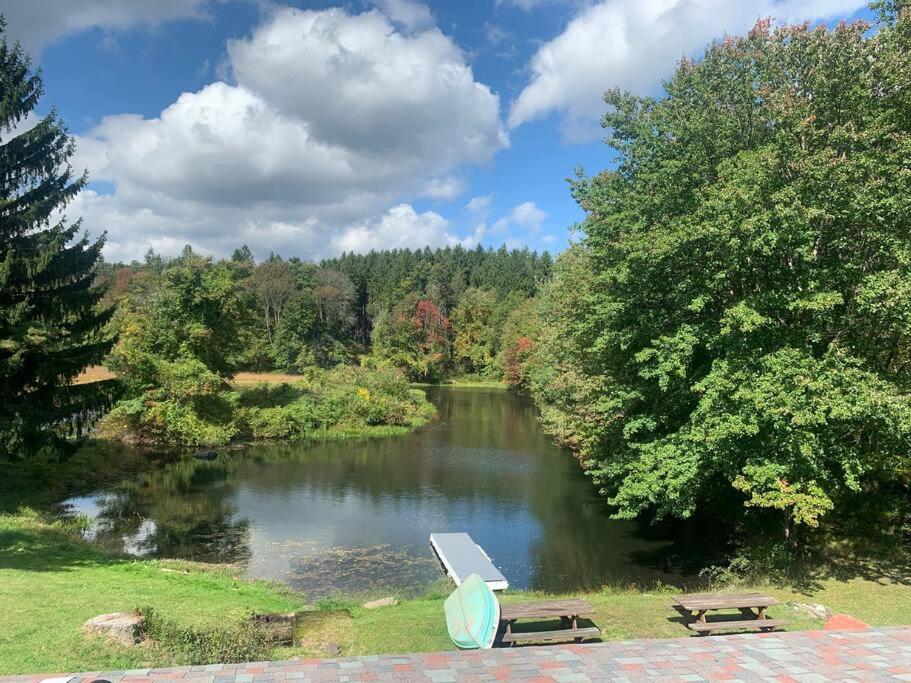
xmin=0 ymin=20 xmax=116 ymax=458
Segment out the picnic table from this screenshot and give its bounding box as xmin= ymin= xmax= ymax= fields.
xmin=670 ymin=592 xmax=788 ymax=635
xmin=499 ymin=599 xmax=601 ymax=645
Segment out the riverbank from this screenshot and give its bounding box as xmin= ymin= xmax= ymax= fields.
xmin=94 ymin=366 xmax=435 ymax=449
xmin=1 ymin=506 xmax=909 ymax=675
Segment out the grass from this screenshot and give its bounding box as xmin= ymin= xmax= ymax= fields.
xmin=73 ymin=365 xmax=117 ymax=384
xmin=0 ymin=508 xmax=298 ymax=674
xmin=1 ymin=506 xmax=909 ymax=675
xmin=76 ymin=367 xmax=316 ymax=388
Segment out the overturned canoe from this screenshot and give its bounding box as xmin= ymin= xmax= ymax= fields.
xmin=443 ymin=573 xmax=500 ymax=650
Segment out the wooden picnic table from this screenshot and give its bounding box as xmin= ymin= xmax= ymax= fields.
xmin=670 ymin=592 xmax=787 ymax=635
xmin=499 ymin=599 xmax=601 ymax=645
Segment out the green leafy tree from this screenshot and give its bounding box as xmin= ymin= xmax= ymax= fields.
xmin=274 ymin=291 xmax=318 ymax=372
xmin=250 ymin=258 xmax=297 ymax=344
xmin=371 ymin=296 xmax=451 ymax=381
xmin=533 ymin=10 xmax=911 ymax=536
xmin=451 ymin=288 xmax=498 ymax=373
xmin=105 ymin=249 xmax=253 ymax=445
xmin=0 ymin=22 xmax=116 ymax=458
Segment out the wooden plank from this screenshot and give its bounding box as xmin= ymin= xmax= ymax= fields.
xmin=673 ymin=592 xmax=779 ymax=611
xmin=501 ymin=627 xmax=601 ymax=644
xmin=499 ymin=599 xmax=594 ymax=620
xmin=687 ymin=619 xmax=788 ymax=633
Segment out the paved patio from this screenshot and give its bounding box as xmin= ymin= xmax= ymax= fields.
xmin=5 ymin=627 xmax=911 ymax=682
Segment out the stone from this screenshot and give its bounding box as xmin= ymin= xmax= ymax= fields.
xmin=789 ymin=602 xmax=831 ymax=620
xmin=362 ymin=597 xmax=398 ymax=609
xmin=84 ymin=612 xmax=144 ymax=644
xmin=321 ymin=642 xmax=342 ymax=657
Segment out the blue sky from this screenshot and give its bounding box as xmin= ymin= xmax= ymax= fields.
xmin=2 ymin=0 xmax=872 ymax=263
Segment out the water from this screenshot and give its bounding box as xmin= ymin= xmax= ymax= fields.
xmin=61 ymin=387 xmax=721 ymax=597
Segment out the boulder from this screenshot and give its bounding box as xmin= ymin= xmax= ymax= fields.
xmin=789 ymin=602 xmax=831 ymax=620
xmin=84 ymin=612 xmax=144 ymax=644
xmin=362 ymin=597 xmax=398 ymax=609
xmin=321 ymin=642 xmax=342 ymax=657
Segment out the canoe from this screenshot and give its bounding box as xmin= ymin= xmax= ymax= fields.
xmin=443 ymin=573 xmax=500 ymax=650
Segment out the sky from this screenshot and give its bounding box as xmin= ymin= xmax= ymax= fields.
xmin=2 ymin=0 xmax=874 ymax=263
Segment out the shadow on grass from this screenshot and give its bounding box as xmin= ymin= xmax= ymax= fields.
xmin=237 ymin=383 xmax=307 ymax=409
xmin=493 ymin=617 xmax=603 ymax=648
xmin=0 ymin=518 xmax=125 ymax=573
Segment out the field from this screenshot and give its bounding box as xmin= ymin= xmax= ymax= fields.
xmin=75 ymin=367 xmax=307 ymax=387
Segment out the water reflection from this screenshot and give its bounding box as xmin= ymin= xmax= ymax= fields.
xmin=61 ymin=388 xmax=725 ymax=597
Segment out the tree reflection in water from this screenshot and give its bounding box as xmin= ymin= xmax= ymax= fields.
xmin=59 ymin=388 xmax=728 ymax=597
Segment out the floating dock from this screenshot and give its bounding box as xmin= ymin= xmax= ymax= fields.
xmin=430 ymin=532 xmax=509 ymax=591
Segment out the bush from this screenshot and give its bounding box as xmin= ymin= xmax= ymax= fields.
xmin=142 ymin=606 xmax=276 ymax=666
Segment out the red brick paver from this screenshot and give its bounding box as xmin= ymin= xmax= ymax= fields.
xmin=3 ymin=627 xmax=910 ymax=682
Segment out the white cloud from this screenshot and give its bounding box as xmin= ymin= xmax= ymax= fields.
xmin=228 ymin=8 xmax=505 ymax=166
xmin=332 ymin=203 xmax=456 ymax=253
xmin=369 ymin=0 xmax=434 ymax=31
xmin=509 ymin=0 xmax=869 ymax=139
xmin=466 ymin=195 xmax=493 ymax=219
xmin=0 ymin=0 xmax=211 ymax=54
xmin=74 ymin=6 xmax=508 ymax=261
xmin=496 ymin=0 xmax=556 ymax=9
xmin=492 ymin=201 xmax=547 ymax=232
xmin=420 ymin=176 xmax=466 ymax=201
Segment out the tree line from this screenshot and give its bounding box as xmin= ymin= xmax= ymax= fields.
xmin=99 ymin=243 xmax=552 ymax=383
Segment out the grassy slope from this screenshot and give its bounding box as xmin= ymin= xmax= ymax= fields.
xmin=2 ymin=508 xmax=909 ymax=675
xmin=0 ymin=509 xmax=298 ymax=674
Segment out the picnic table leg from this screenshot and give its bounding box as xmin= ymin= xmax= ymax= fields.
xmin=756 ymin=606 xmax=776 ymax=632
xmin=569 ymin=614 xmax=585 ymax=643
xmin=696 ymin=609 xmax=710 ymax=636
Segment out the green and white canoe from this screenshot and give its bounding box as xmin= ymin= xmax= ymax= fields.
xmin=443 ymin=572 xmax=501 ymax=650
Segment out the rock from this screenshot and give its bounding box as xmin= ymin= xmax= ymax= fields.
xmin=320 ymin=642 xmax=342 ymax=657
xmin=362 ymin=597 xmax=398 ymax=609
xmin=84 ymin=612 xmax=144 ymax=644
xmin=192 ymin=450 xmax=218 ymax=461
xmin=789 ymin=601 xmax=831 ymax=620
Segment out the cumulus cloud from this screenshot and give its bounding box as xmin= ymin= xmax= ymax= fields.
xmin=0 ymin=0 xmax=211 ymax=54
xmin=466 ymin=195 xmax=493 ymax=218
xmin=509 ymin=0 xmax=870 ymax=139
xmin=74 ymin=6 xmax=507 ymax=261
xmin=496 ymin=0 xmax=556 ymax=9
xmin=332 ymin=204 xmax=458 ymax=254
xmin=369 ymin=0 xmax=434 ymax=31
xmin=492 ymin=201 xmax=547 ymax=232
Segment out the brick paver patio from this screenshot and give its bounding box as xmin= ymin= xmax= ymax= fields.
xmin=5 ymin=627 xmax=910 ymax=682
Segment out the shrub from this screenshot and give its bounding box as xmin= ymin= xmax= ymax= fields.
xmin=142 ymin=606 xmax=276 ymax=666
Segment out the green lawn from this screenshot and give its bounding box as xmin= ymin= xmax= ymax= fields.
xmin=2 ymin=506 xmax=909 ymax=675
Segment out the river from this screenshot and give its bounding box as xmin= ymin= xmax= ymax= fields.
xmin=61 ymin=387 xmax=721 ymax=597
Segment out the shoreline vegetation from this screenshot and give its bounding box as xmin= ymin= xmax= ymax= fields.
xmin=94 ymin=366 xmax=435 ymax=449
xmin=1 ymin=502 xmax=909 ymax=675
xmin=71 ymin=366 xmax=495 ymax=449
